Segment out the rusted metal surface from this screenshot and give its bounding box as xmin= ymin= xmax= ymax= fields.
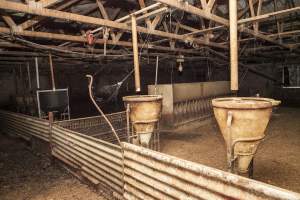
xmin=51 ymin=125 xmax=124 ymax=198
xmin=212 ymin=97 xmax=277 ymax=174
xmin=123 ymin=95 xmax=162 ymax=147
xmin=122 ymin=142 xmax=300 ymax=200
xmin=0 ymin=110 xmax=50 ymax=141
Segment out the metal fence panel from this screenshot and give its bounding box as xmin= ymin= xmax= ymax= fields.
xmin=122 ymin=142 xmax=300 ymax=200
xmin=54 ymin=112 xmax=128 ymax=144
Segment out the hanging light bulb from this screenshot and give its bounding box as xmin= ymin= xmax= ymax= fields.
xmin=176 ymin=55 xmax=184 ymax=72
xmin=178 ymin=62 xmax=183 ymax=72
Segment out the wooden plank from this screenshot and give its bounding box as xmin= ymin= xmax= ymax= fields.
xmin=150 ymin=15 xmax=162 ymax=30
xmin=238 ymin=6 xmax=300 ymax=24
xmin=19 ymin=0 xmax=80 ymax=30
xmin=155 ymin=0 xmax=229 ymax=26
xmin=2 ymin=15 xmax=18 ymax=29
xmin=95 ymin=0 xmax=116 ymax=41
xmin=206 ymin=0 xmax=216 ymax=12
xmin=241 ymin=27 xmax=291 ymax=49
xmin=138 ymin=0 xmax=152 ymax=28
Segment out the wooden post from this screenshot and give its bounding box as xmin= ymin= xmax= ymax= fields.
xmin=229 ymin=0 xmax=238 ymax=91
xmin=48 ymin=53 xmax=56 ymax=90
xmin=131 ymin=14 xmax=141 ymax=92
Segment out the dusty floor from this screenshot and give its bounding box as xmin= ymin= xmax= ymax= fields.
xmin=161 ymin=107 xmax=300 ymax=193
xmin=0 ymin=134 xmax=106 ymax=200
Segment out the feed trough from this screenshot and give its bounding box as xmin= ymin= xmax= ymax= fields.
xmin=212 ymin=97 xmax=280 ymax=175
xmin=123 ymin=95 xmax=162 ymax=147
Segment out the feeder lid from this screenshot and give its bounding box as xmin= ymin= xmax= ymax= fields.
xmin=212 ymin=97 xmax=273 ymax=109
xmin=123 ymin=95 xmax=162 ymax=102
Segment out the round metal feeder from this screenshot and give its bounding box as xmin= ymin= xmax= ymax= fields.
xmin=123 ymin=95 xmax=163 ymax=147
xmin=212 ymin=97 xmax=280 ymax=176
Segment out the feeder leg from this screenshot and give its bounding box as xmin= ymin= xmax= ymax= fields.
xmin=227 ymin=146 xmax=235 ymax=173
xmin=249 ymin=158 xmax=254 ymax=178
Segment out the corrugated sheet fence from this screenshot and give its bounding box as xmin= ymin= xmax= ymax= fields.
xmin=122 ymin=142 xmax=300 ymax=200
xmin=51 ymin=125 xmax=124 ymax=199
xmin=0 ymin=110 xmax=49 ymax=141
xmin=0 ymin=110 xmax=300 ymax=200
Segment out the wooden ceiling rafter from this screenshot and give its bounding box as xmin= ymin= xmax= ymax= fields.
xmin=0 ymin=0 xmax=298 ymax=67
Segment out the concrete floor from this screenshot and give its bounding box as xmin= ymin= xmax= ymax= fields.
xmin=161 ymin=107 xmax=300 ymax=193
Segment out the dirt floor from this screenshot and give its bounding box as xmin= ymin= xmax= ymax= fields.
xmin=0 ymin=134 xmax=106 ymax=200
xmin=161 ymin=107 xmax=300 ymax=193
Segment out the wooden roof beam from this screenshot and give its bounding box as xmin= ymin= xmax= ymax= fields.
xmin=0 ymin=1 xmax=226 ymax=49
xmin=18 ymin=0 xmax=81 ymax=30
xmin=238 ymin=6 xmax=300 ymax=24
xmin=154 ymin=0 xmax=229 ymax=26
xmin=0 ymin=27 xmax=206 ymax=55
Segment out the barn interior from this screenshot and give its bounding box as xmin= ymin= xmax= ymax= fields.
xmin=0 ymin=0 xmax=300 ymax=200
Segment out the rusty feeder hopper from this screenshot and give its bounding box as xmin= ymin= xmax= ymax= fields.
xmin=212 ymin=97 xmax=280 ymax=176
xmin=123 ymin=95 xmax=163 ymax=147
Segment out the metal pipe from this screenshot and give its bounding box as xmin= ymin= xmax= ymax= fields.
xmin=126 ymin=104 xmax=130 ymax=143
xmin=86 ymin=75 xmax=121 ymax=146
xmin=229 ymin=135 xmax=266 ymax=175
xmin=155 ymin=56 xmax=159 ymax=95
xmin=26 ymin=62 xmax=32 ymax=90
xmin=35 ymin=57 xmax=40 ymax=89
xmin=131 ymin=15 xmax=141 ymax=92
xmin=49 ymin=53 xmax=56 ymax=90
xmin=229 ymin=0 xmax=238 ymax=91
